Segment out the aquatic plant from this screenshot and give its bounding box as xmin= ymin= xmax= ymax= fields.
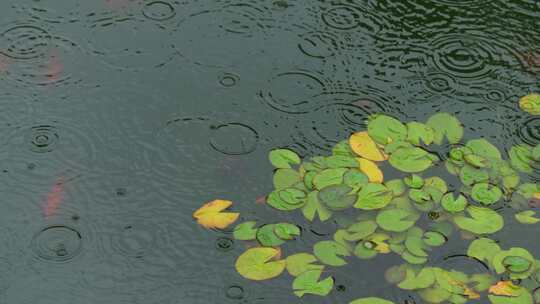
xmin=195 ymin=112 xmax=540 ymax=304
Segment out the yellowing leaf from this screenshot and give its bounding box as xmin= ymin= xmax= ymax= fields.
xmin=448 ymin=278 xmax=480 ymax=299
xmin=519 ymin=93 xmax=540 ymax=115
xmin=357 ymin=158 xmax=384 ymax=183
xmin=349 ymin=131 xmax=388 ymax=162
xmin=235 ymin=247 xmax=286 ymax=281
xmin=193 ymin=199 xmax=239 ymax=229
xmin=489 ymin=281 xmax=521 ymax=297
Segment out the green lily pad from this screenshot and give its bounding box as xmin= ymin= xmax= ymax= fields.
xmin=464 ymin=154 xmax=490 ymax=168
xmin=532 ymin=144 xmax=540 ymax=161
xmin=409 ymin=188 xmax=431 ymax=203
xmin=384 ymin=140 xmax=413 ymax=154
xmin=274 ymin=223 xmax=301 ymax=240
xmin=424 ymin=176 xmax=448 ymax=193
xmin=467 ymin=238 xmax=501 ymax=264
xmin=292 ymin=269 xmax=334 ymax=297
xmin=426 ymin=112 xmax=464 ymax=145
xmin=267 ymin=188 xmax=307 ymax=211
xmin=471 ymin=183 xmax=502 ymax=205
xmin=313 ymin=168 xmax=347 ymax=190
xmin=389 ymin=147 xmax=436 ymax=173
xmin=418 ymin=284 xmax=451 ymax=303
xmin=350 ymin=297 xmax=395 ymax=304
xmin=273 ymin=168 xmax=301 ymax=189
xmin=325 ymin=155 xmax=359 ymax=168
xmin=466 ymin=138 xmax=502 ymax=160
xmin=376 ymin=209 xmax=417 ymax=232
xmin=519 ymin=93 xmax=540 ymax=115
xmin=459 ymin=165 xmax=489 ymax=186
xmin=404 ymin=174 xmax=424 ymax=189
xmin=318 ymin=184 xmax=357 ymax=211
xmin=313 ymin=240 xmax=350 ymax=266
xmin=401 ymin=250 xmax=428 ymax=264
xmin=398 ymin=267 xmax=435 ymax=290
xmin=510 ymin=144 xmax=534 ymax=173
xmin=343 ymin=169 xmax=369 ymax=189
xmin=405 ymin=235 xmax=429 ymax=257
xmin=469 ymin=273 xmax=495 ymax=292
xmin=515 ymin=210 xmax=540 ymax=224
xmin=256 ymin=224 xmax=285 ymax=247
xmin=386 ymin=179 xmax=406 ymax=196
xmin=302 ymin=191 xmax=332 ymax=222
xmin=235 ymin=247 xmax=286 ymax=281
xmin=233 ymin=221 xmax=258 ymax=240
xmin=367 ymin=114 xmax=407 ymax=145
xmin=423 ymin=231 xmax=447 ymax=247
xmin=354 ymin=183 xmax=393 ymax=210
xmin=269 ymin=149 xmax=300 ymax=169
xmin=345 ymin=220 xmax=378 ymax=241
xmin=492 ymin=248 xmax=534 ymax=279
xmin=354 ymin=241 xmax=378 ymax=259
xmin=286 ymin=253 xmax=324 ymax=277
xmin=488 ymin=288 xmax=533 ymax=304
xmin=454 ymin=206 xmax=504 ymax=234
xmin=441 ymin=193 xmax=467 ymax=213
xmin=517 ymin=183 xmax=540 ymax=199
xmin=332 ymin=140 xmax=355 ymax=157
xmin=406 ymin=121 xmax=435 ymax=146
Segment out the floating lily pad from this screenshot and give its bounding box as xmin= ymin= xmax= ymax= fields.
xmin=313 ymin=168 xmax=347 ymax=190
xmin=367 ymin=114 xmax=407 ymax=145
xmin=509 ymin=144 xmax=534 ymax=173
xmin=492 ymin=248 xmax=534 ymax=279
xmin=423 ymin=231 xmax=447 ymax=247
xmin=471 ymin=183 xmax=502 ymax=205
xmin=466 ymin=138 xmax=502 ymax=160
xmin=409 ymin=188 xmax=431 ymax=203
xmin=404 ymin=174 xmax=424 ymax=189
xmin=406 ymin=121 xmax=435 ymax=146
xmin=345 ymin=220 xmax=378 ymax=241
xmin=515 ymin=210 xmax=540 ymax=224
xmin=332 ymin=140 xmax=355 ymax=157
xmin=193 ymin=199 xmax=239 ymax=229
xmin=459 ymin=165 xmax=489 ymax=186
xmin=318 ymin=184 xmax=357 ymax=211
xmin=389 ymin=147 xmax=436 ymax=173
xmin=286 ymin=253 xmax=324 ymax=277
xmin=386 ymin=179 xmax=406 ymax=196
xmin=519 ymin=93 xmax=540 ymax=115
xmin=354 ymin=241 xmax=378 ymax=259
xmin=357 ymin=158 xmax=384 ymax=183
xmin=398 ymin=267 xmax=435 ymax=290
xmin=467 ymin=238 xmax=501 ymax=264
xmin=292 ymin=269 xmax=334 ymax=297
xmin=274 ymin=223 xmax=301 ymax=240
xmin=269 ymin=149 xmax=301 ymax=168
xmin=349 ymin=131 xmax=388 ymax=161
xmin=256 ymin=224 xmax=285 ymax=247
xmin=454 ymin=206 xmax=504 ymax=234
xmin=384 ymin=140 xmax=413 ymax=154
xmin=441 ymin=193 xmax=467 ymax=213
xmin=350 ymin=297 xmax=395 ymax=304
xmin=273 ymin=168 xmax=301 ymax=189
xmin=532 ymin=144 xmax=540 ymax=161
xmin=464 ymin=154 xmax=490 ymax=168
xmin=267 ymin=188 xmax=306 ymax=211
xmin=325 ymin=155 xmax=360 ymax=168
xmin=235 ymin=247 xmax=286 ymax=281
xmin=354 ymin=183 xmax=393 ymax=210
xmin=405 ymin=235 xmax=429 ymax=257
xmin=313 ymin=240 xmax=350 ymax=266
xmin=302 ymin=191 xmax=332 ymax=222
xmin=233 ymin=221 xmax=258 ymax=240
xmin=488 ymin=289 xmax=533 ymax=304
xmin=343 ymin=169 xmax=369 ymax=189
xmin=426 ymin=112 xmax=464 ymax=145
xmin=401 ymin=249 xmax=428 ymax=264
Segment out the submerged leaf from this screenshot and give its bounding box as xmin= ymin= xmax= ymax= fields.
xmin=313 ymin=240 xmax=350 ymax=266
xmin=292 ymin=269 xmax=334 ymax=297
xmin=367 ymin=114 xmax=407 ymax=145
xmin=454 ymin=206 xmax=504 ymax=234
xmin=389 ymin=147 xmax=435 ymax=173
xmin=193 ymin=199 xmax=239 ymax=229
xmin=318 ymin=184 xmax=357 ymax=211
xmin=349 ymin=131 xmax=388 ymax=161
xmin=426 ymin=112 xmax=464 ymax=144
xmin=515 ymin=210 xmax=540 ymax=224
xmin=269 ymin=149 xmax=301 ymax=168
xmin=235 ymin=247 xmax=286 ymax=281
xmin=519 ymin=93 xmax=540 ymax=115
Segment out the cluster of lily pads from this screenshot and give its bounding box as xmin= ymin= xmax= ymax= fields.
xmin=225 ymin=112 xmax=540 ymax=304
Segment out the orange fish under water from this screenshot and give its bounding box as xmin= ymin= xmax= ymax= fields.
xmin=44 ymin=49 xmax=63 ymax=83
xmin=44 ymin=176 xmax=65 ymax=218
xmin=0 ymin=53 xmax=11 ymax=74
xmin=105 ymin=0 xmax=131 ymax=10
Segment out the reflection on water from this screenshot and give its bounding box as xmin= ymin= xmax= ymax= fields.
xmin=0 ymin=0 xmax=538 ymax=303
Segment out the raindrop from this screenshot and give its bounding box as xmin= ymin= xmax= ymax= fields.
xmin=28 ymin=125 xmax=59 ymax=153
xmin=0 ymin=23 xmax=51 ymax=60
xmin=322 ymin=5 xmax=362 ymax=30
xmin=142 ymin=1 xmax=176 ymax=21
xmin=218 ymin=73 xmax=239 ymax=87
xmin=209 ymin=123 xmax=259 ymax=155
xmin=115 ymin=187 xmax=127 ymax=196
xmin=31 ymin=225 xmax=83 ymax=262
xmin=517 ymin=117 xmax=540 ymax=146
xmin=215 ymin=237 xmax=234 ymax=252
xmin=225 ymin=285 xmax=245 ymax=299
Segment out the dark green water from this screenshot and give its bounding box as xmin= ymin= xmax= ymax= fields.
xmin=0 ymin=0 xmax=538 ymax=303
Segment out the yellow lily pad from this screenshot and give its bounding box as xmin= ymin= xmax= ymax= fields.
xmin=357 ymin=158 xmax=384 ymax=183
xmin=235 ymin=247 xmax=286 ymax=281
xmin=193 ymin=199 xmax=239 ymax=229
xmin=519 ymin=93 xmax=540 ymax=115
xmin=349 ymin=131 xmax=388 ymax=161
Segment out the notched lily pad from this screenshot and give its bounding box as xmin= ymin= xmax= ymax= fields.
xmin=313 ymin=240 xmax=350 ymax=266
xmin=515 ymin=210 xmax=540 ymax=224
xmin=292 ymin=269 xmax=334 ymax=297
xmin=235 ymin=247 xmax=286 ymax=281
xmin=406 ymin=121 xmax=435 ymax=146
xmin=367 ymin=114 xmax=407 ymax=145
xmin=318 ymin=184 xmax=357 ymax=211
xmin=389 ymin=147 xmax=436 ymax=173
xmin=441 ymin=193 xmax=467 ymax=213
xmin=267 ymin=188 xmax=306 ymax=211
xmin=269 ymin=149 xmax=301 ymax=168
xmin=233 ymin=221 xmax=258 ymax=240
xmin=426 ymin=112 xmax=464 ymax=145
xmin=519 ymin=93 xmax=540 ymax=115
xmin=454 ymin=206 xmax=504 ymax=234
xmin=354 ymin=183 xmax=393 ymax=210
xmin=349 ymin=131 xmax=388 ymax=161
xmin=471 ymin=183 xmax=502 ymax=205
xmin=286 ymin=253 xmax=324 ymax=277
xmin=313 ymin=168 xmax=347 ymax=190
xmin=376 ymin=209 xmax=418 ymax=232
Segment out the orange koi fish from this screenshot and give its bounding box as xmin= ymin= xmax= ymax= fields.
xmin=105 ymin=0 xmax=130 ymax=11
xmin=0 ymin=53 xmax=10 ymax=74
xmin=44 ymin=49 xmax=62 ymax=83
xmin=44 ymin=176 xmax=65 ymax=218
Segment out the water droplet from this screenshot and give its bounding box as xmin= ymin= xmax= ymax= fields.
xmin=215 ymin=237 xmax=234 ymax=252
xmin=28 ymin=126 xmax=59 ymax=153
xmin=115 ymin=187 xmax=127 ymax=196
xmin=209 ymin=123 xmax=259 ymax=155
xmin=225 ymin=285 xmax=244 ymax=299
xmin=31 ymin=225 xmax=83 ymax=262
xmin=218 ymin=73 xmax=239 ymax=87
xmin=322 ymin=5 xmax=362 ymax=30
xmin=142 ymin=1 xmax=176 ymax=21
xmin=0 ymin=23 xmax=51 ymax=60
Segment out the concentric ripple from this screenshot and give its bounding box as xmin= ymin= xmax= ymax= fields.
xmin=321 ymin=5 xmax=363 ymax=30
xmin=31 ymin=225 xmax=83 ymax=262
xmin=517 ymin=117 xmax=540 ymax=146
xmin=209 ymin=123 xmax=259 ymax=155
xmin=142 ymin=1 xmax=176 ymax=21
xmin=297 ymin=31 xmax=338 ymax=59
xmin=0 ymin=22 xmax=51 ymax=60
